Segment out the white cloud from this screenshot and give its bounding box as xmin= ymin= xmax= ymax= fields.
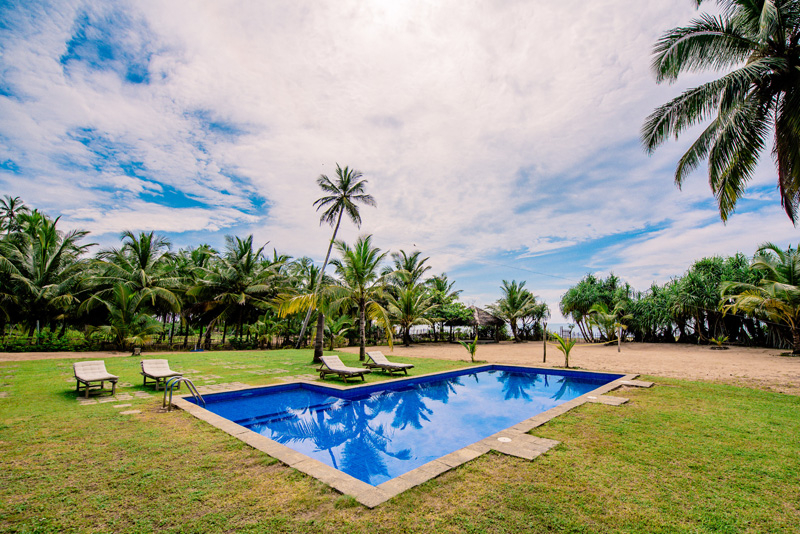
xmin=2 ymin=0 xmax=796 ymax=317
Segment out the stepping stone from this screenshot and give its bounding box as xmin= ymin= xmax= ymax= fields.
xmin=204 ymin=380 xmax=216 ymax=385
xmin=118 ymin=410 xmax=141 ymax=415
xmin=620 ymin=380 xmax=654 ymax=388
xmin=133 ymin=392 xmax=152 ymax=398
xmin=113 ymin=404 xmax=132 ymax=408
xmin=98 ymin=397 xmax=118 ymax=403
xmin=115 ymin=393 xmax=133 ymax=400
xmin=78 ymin=399 xmax=97 ymax=405
xmin=118 ymin=382 xmax=133 ymax=388
xmin=586 ymin=395 xmax=628 ymax=406
xmin=0 ymin=392 xmax=9 ymax=398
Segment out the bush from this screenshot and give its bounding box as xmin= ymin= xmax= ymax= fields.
xmin=0 ymin=329 xmax=101 ymax=352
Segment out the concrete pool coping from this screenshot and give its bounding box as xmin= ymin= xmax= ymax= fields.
xmin=172 ymin=364 xmax=653 ymax=508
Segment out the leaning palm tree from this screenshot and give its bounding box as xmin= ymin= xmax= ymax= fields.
xmin=642 ymin=0 xmax=800 ymax=222
xmin=296 ymin=164 xmax=376 ymax=353
xmin=721 ymin=242 xmax=800 ymax=353
xmin=328 ymin=235 xmax=392 ymax=361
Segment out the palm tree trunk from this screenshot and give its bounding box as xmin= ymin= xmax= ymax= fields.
xmin=221 ymin=321 xmax=227 ymax=344
xmin=359 ymin=301 xmax=366 ymax=361
xmin=403 ymin=325 xmax=411 ymax=347
xmin=313 ymin=312 xmax=325 ymax=363
xmin=793 ymin=326 xmax=800 ymax=355
xmin=296 ymin=210 xmax=345 ymax=348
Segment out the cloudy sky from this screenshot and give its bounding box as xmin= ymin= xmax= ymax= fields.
xmin=1 ymin=0 xmax=797 ymax=322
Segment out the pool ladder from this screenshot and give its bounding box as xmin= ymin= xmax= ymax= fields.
xmin=163 ymin=376 xmax=205 ymax=412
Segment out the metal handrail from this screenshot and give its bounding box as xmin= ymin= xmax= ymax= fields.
xmin=163 ymin=376 xmax=205 ymax=412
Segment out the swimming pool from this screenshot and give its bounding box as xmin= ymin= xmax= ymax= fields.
xmin=188 ymin=365 xmax=624 ymax=486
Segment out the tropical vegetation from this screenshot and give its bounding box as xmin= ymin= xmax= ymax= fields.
xmin=642 ymin=0 xmax=800 ymax=221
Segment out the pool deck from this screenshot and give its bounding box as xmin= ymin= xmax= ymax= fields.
xmin=173 ymin=365 xmax=653 ymax=508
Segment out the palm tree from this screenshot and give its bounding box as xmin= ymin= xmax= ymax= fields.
xmin=324 ymin=313 xmax=354 ymax=351
xmin=296 ymin=164 xmax=376 ymax=352
xmin=426 ymin=273 xmax=462 ymax=341
xmin=386 ymin=285 xmax=435 ymax=346
xmin=488 ymin=280 xmax=535 ymax=342
xmin=81 ymin=283 xmax=163 ymax=350
xmin=721 ymin=242 xmax=800 ymax=353
xmin=386 ymin=250 xmax=431 ymax=290
xmin=0 ymin=195 xmax=29 ymax=235
xmin=328 ymin=235 xmax=391 ymax=361
xmin=94 ymin=231 xmax=181 ymax=314
xmin=190 ymin=235 xmax=277 ymax=340
xmin=0 ymin=213 xmax=93 ymax=335
xmin=642 ymin=0 xmax=800 ymax=221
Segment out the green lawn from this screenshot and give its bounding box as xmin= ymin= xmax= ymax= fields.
xmin=1 ymin=350 xmax=798 ymax=533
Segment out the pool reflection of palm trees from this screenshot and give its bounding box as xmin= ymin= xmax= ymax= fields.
xmin=496 ymin=371 xmax=543 ymax=400
xmin=255 ymin=393 xmax=411 ymax=484
xmin=249 ymin=377 xmax=467 ymax=484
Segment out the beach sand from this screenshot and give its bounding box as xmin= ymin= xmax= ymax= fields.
xmin=341 ymin=341 xmax=800 ymax=395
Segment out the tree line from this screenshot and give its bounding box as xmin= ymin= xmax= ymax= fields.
xmin=0 ymin=195 xmax=487 ymax=357
xmin=560 ymin=245 xmax=800 ymax=353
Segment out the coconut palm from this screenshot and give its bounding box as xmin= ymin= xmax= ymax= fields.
xmin=0 ymin=195 xmax=29 ymax=235
xmin=425 ymin=273 xmax=462 ymax=341
xmin=190 ymin=235 xmax=277 ymax=339
xmin=386 ymin=285 xmax=435 ymax=346
xmin=94 ymin=231 xmax=181 ymax=314
xmin=488 ymin=280 xmax=535 ymax=342
xmin=385 ymin=250 xmax=431 ymax=291
xmin=642 ymin=0 xmax=800 ymax=221
xmin=324 ymin=313 xmax=354 ymax=351
xmin=328 ymin=235 xmax=392 ymax=361
xmin=0 ymin=213 xmax=92 ymax=335
xmin=721 ymin=242 xmax=800 ymax=353
xmin=81 ymin=283 xmax=163 ymax=350
xmin=296 ymin=164 xmax=376 ymax=351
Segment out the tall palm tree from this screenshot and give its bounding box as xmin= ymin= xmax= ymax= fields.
xmin=0 ymin=195 xmax=29 ymax=235
xmin=488 ymin=280 xmax=535 ymax=342
xmin=296 ymin=164 xmax=376 ymax=352
xmin=328 ymin=235 xmax=391 ymax=361
xmin=721 ymin=242 xmax=800 ymax=352
xmin=642 ymin=0 xmax=800 ymax=221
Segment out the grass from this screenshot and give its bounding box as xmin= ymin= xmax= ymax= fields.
xmin=1 ymin=350 xmax=799 ymax=533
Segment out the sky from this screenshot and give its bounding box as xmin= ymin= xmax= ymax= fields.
xmin=1 ymin=0 xmax=798 ymax=322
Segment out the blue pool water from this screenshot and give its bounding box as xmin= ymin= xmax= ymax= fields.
xmin=191 ymin=365 xmax=622 ymax=486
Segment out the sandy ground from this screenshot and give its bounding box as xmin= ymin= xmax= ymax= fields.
xmin=341 ymin=341 xmax=800 ymax=395
xmin=3 ymin=342 xmax=799 ymax=394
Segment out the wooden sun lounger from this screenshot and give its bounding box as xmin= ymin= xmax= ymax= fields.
xmin=365 ymin=351 xmax=415 ymax=375
xmin=73 ymin=361 xmax=119 ymax=398
xmin=141 ymin=359 xmax=182 ymax=391
xmin=318 ymin=355 xmax=371 ymax=383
